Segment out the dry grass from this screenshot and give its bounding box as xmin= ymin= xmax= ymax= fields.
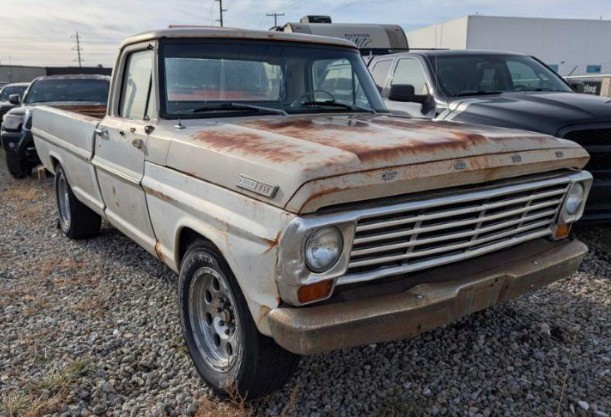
xmin=194 ymin=384 xmax=300 ymax=417
xmin=0 ymin=180 xmax=49 ymax=224
xmin=0 ymin=358 xmax=90 ymax=417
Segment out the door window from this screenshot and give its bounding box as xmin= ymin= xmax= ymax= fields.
xmin=370 ymin=59 xmax=392 ymax=90
xmin=120 ymin=50 xmax=153 ymax=120
xmin=392 ymin=59 xmax=428 ymax=95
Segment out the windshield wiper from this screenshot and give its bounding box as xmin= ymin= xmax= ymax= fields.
xmin=453 ymin=90 xmax=503 ymax=97
xmin=191 ymin=102 xmax=287 ymax=115
xmin=299 ymin=100 xmax=376 ymax=113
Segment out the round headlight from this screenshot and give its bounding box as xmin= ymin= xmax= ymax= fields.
xmin=564 ymin=183 xmax=585 ymax=215
xmin=305 ymin=227 xmax=343 ymax=273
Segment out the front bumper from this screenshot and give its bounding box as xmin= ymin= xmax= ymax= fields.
xmin=1 ymin=129 xmax=39 ymax=163
xmin=268 ymin=238 xmax=587 ymax=355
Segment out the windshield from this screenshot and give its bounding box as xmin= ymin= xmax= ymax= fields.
xmin=24 ymin=79 xmax=109 ymax=104
xmin=160 ymin=40 xmax=386 ymax=118
xmin=431 ymin=54 xmax=573 ymax=97
xmin=0 ymin=85 xmax=28 ymax=102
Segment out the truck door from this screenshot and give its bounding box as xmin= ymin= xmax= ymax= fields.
xmin=92 ymin=46 xmax=157 ymax=253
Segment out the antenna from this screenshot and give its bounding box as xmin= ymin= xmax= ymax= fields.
xmin=215 ymin=0 xmax=227 ymax=27
xmin=266 ymin=12 xmax=285 ymax=28
xmin=71 ymin=32 xmax=84 ymax=67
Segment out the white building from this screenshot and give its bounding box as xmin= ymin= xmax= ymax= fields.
xmin=407 ymin=15 xmax=611 ymax=76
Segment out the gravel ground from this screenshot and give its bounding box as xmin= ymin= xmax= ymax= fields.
xmin=0 ymin=156 xmax=609 ymax=417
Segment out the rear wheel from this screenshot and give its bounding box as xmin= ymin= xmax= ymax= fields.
xmin=55 ymin=164 xmax=101 ymax=239
xmin=179 ymin=240 xmax=300 ymax=399
xmin=6 ymin=152 xmax=29 ymax=179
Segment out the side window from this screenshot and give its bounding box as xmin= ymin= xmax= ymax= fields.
xmin=392 ymin=59 xmax=428 ymax=95
xmin=120 ymin=50 xmax=153 ymax=120
xmin=370 ymin=60 xmax=392 ymax=90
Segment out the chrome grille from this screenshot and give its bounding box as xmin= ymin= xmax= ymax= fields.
xmin=340 ymin=177 xmax=571 ymax=285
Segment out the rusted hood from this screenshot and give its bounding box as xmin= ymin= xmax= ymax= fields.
xmin=164 ymin=114 xmax=588 ymax=213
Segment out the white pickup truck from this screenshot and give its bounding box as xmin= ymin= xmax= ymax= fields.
xmin=32 ymin=28 xmax=592 ymax=398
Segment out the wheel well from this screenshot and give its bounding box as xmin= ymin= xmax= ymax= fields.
xmin=50 ymin=156 xmax=60 ymax=169
xmin=177 ymin=227 xmax=214 ymax=267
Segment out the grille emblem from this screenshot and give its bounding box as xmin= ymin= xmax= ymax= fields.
xmin=555 ymin=151 xmax=564 ymax=158
xmin=236 ymin=175 xmax=278 ymax=198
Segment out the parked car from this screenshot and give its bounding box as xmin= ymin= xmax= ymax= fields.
xmin=32 ymin=28 xmax=590 ymax=398
xmin=0 ymin=82 xmax=29 ymax=128
xmin=1 ymin=74 xmax=109 ymax=178
xmin=367 ymin=50 xmax=611 ymax=221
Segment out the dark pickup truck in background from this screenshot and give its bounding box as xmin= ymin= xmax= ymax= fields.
xmin=1 ymin=74 xmax=110 ymax=178
xmin=367 ymin=50 xmax=611 ymax=221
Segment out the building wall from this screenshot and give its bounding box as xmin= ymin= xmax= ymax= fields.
xmin=466 ymin=16 xmax=611 ymax=75
xmin=407 ymin=16 xmax=611 ymax=76
xmin=0 ymin=66 xmax=46 ymax=83
xmin=407 ymin=16 xmax=469 ymax=50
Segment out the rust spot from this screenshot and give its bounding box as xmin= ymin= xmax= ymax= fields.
xmin=112 ymin=186 xmax=116 ymax=196
xmin=263 ymin=231 xmax=281 ymax=254
xmin=143 ymin=185 xmax=175 ymax=204
xmin=155 ymin=241 xmax=165 ymax=263
xmin=192 ymin=130 xmax=309 ymax=163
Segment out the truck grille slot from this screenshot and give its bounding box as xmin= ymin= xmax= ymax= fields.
xmin=344 ymin=181 xmax=569 ymax=281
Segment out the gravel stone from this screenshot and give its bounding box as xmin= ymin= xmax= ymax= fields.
xmin=0 ymin=156 xmax=609 ymax=416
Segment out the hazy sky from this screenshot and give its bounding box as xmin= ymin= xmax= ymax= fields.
xmin=1 ymin=0 xmax=611 ymax=67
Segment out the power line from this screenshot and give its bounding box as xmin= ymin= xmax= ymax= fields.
xmin=215 ymin=0 xmax=227 ymax=27
xmin=266 ymin=12 xmax=285 ymax=28
xmin=70 ymin=32 xmax=84 ymax=67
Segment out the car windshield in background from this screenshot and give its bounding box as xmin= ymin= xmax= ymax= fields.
xmin=432 ymin=54 xmax=573 ymax=97
xmin=161 ymin=40 xmax=386 ymax=118
xmin=24 ymin=79 xmax=109 ymax=104
xmin=0 ymin=85 xmax=28 ymax=102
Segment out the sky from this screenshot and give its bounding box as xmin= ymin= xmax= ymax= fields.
xmin=1 ymin=0 xmax=611 ymax=67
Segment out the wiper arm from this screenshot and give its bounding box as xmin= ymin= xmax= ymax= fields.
xmin=191 ymin=102 xmax=287 ymax=115
xmin=300 ymin=100 xmax=376 ymax=113
xmin=453 ymin=90 xmax=503 ymax=97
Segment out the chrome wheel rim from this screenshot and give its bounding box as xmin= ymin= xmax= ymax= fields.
xmin=189 ymin=267 xmax=241 ymax=373
xmin=57 ymin=173 xmax=71 ymax=230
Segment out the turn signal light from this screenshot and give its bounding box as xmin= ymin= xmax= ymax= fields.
xmin=297 ymin=280 xmax=334 ymax=304
xmin=554 ymin=223 xmax=571 ymax=239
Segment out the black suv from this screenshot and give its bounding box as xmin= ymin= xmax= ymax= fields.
xmin=1 ymin=75 xmax=109 ymax=178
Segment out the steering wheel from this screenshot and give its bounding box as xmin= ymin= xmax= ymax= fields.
xmin=290 ymin=90 xmax=335 ymax=107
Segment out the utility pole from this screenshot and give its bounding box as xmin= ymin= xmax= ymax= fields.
xmin=71 ymin=32 xmax=83 ymax=67
xmin=266 ymin=12 xmax=285 ymax=28
xmin=215 ymin=0 xmax=226 ymax=27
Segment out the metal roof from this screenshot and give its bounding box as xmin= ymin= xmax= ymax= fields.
xmin=120 ymin=27 xmax=358 ymax=49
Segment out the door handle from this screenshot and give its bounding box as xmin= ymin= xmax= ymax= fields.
xmin=131 ymin=138 xmax=144 ymax=149
xmin=94 ymin=128 xmax=109 ymax=138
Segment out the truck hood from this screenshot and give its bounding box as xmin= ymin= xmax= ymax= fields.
xmin=163 ymin=113 xmax=588 ymax=213
xmin=446 ymin=92 xmax=611 ymax=136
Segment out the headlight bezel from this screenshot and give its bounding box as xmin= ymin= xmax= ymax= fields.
xmin=557 ymin=175 xmax=593 ymax=225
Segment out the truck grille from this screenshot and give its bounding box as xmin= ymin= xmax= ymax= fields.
xmin=340 ymin=177 xmax=570 ymax=285
xmin=562 ymin=128 xmax=611 ymax=176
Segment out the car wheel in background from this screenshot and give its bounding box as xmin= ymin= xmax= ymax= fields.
xmin=6 ymin=152 xmax=29 ymax=179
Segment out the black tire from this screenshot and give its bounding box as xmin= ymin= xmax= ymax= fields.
xmin=6 ymin=152 xmax=29 ymax=179
xmin=179 ymin=240 xmax=300 ymax=399
xmin=55 ymin=164 xmax=101 ymax=239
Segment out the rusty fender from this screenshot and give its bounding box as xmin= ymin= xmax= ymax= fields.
xmin=266 ymin=238 xmax=587 ymax=355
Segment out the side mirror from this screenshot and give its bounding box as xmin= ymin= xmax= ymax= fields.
xmin=8 ymin=94 xmax=20 ymax=105
xmin=569 ymin=81 xmax=584 ymax=93
xmin=388 ymin=84 xmax=428 ymax=103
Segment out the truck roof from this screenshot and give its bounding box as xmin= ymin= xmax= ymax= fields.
xmin=387 ymin=49 xmax=527 ymax=58
xmin=121 ymin=27 xmax=358 ymax=49
xmin=32 ymin=74 xmax=111 ymax=82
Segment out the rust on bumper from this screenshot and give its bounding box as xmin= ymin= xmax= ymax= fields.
xmin=267 ymin=239 xmax=587 ymax=355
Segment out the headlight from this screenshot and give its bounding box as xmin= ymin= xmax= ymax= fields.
xmin=2 ymin=114 xmax=24 ymax=131
xmin=305 ymin=227 xmax=343 ymax=273
xmin=564 ymin=183 xmax=585 ymax=215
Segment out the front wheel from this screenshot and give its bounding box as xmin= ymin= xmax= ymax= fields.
xmin=55 ymin=164 xmax=101 ymax=239
xmin=6 ymin=152 xmax=29 ymax=179
xmin=179 ymin=240 xmax=300 ymax=399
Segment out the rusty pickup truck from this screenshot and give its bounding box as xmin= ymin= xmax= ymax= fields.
xmin=31 ymin=28 xmax=592 ymax=398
